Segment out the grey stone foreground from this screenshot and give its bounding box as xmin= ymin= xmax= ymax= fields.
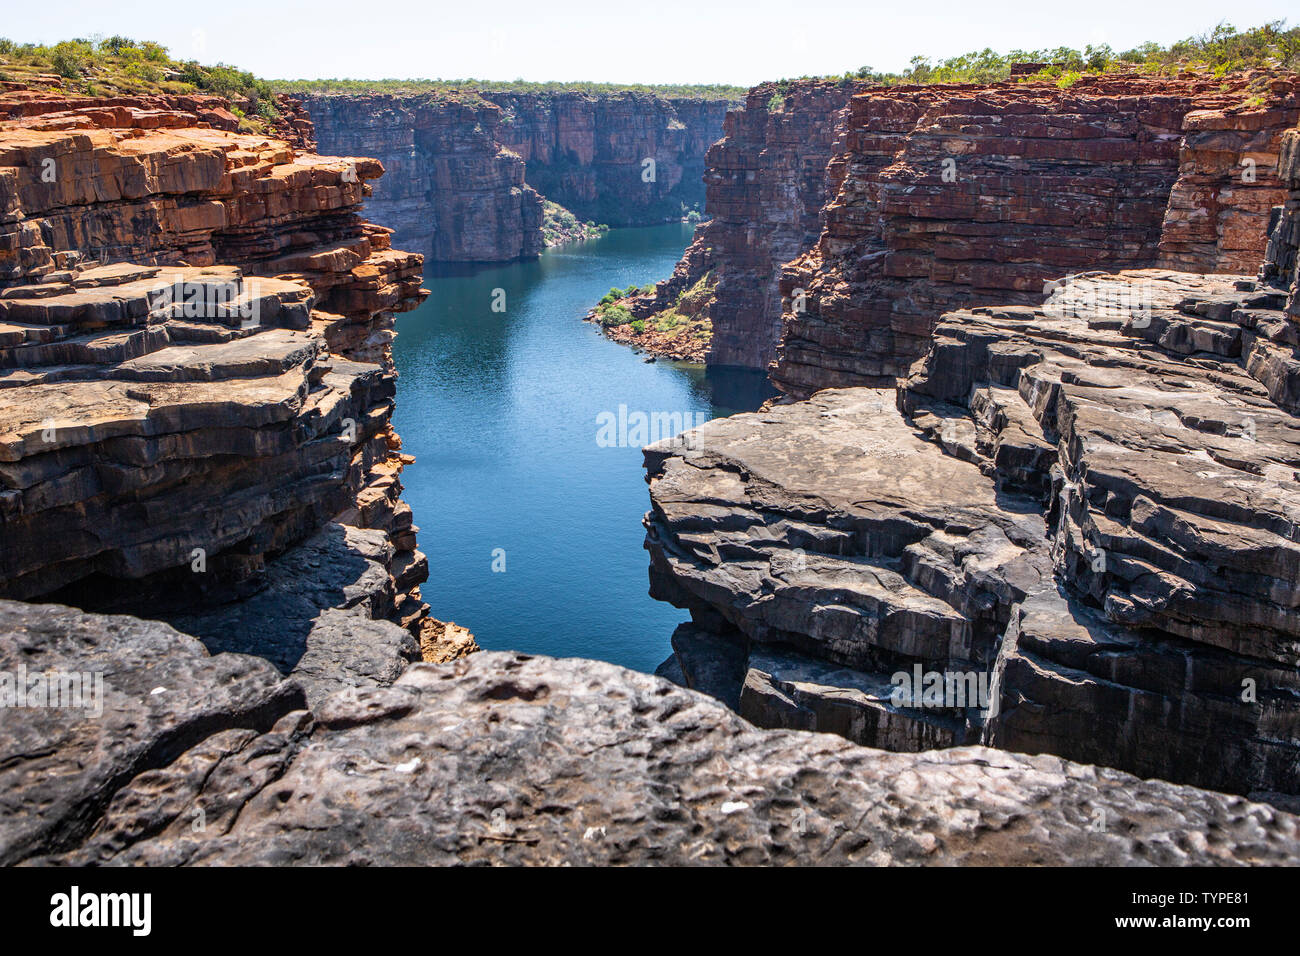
xmin=3 ymin=600 xmax=1299 ymax=865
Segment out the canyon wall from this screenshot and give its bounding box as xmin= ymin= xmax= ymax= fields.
xmin=299 ymin=90 xmax=732 ymax=263
xmin=772 ymin=73 xmax=1300 ymax=396
xmin=635 ymin=81 xmax=867 ymax=368
xmin=0 ymin=85 xmax=462 ymax=701
xmin=647 ymin=74 xmax=1299 ymax=378
xmin=647 ymin=115 xmax=1300 ymax=802
xmin=297 ymin=93 xmax=544 ymax=263
xmin=486 ymin=91 xmax=730 ymax=227
xmin=3 ymin=82 xmax=1300 ymax=865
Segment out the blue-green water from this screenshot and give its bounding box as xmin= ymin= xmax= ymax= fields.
xmin=392 ymin=223 xmax=773 ymax=672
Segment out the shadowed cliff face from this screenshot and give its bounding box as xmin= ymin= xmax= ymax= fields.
xmin=298 ymin=91 xmax=732 ymax=263
xmin=296 ymin=93 xmax=545 ymax=264
xmin=644 ymin=73 xmax=1300 ymax=380
xmin=485 ymin=92 xmax=731 ymax=228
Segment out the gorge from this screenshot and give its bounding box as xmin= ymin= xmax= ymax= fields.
xmin=297 ymin=89 xmax=733 ymax=264
xmin=3 ymin=36 xmax=1300 ymax=867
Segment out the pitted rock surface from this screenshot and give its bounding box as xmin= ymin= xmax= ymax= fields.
xmin=20 ymin=648 xmax=1300 ymax=866
xmin=0 ymin=599 xmax=303 ymax=866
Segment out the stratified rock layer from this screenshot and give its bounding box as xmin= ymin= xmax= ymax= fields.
xmin=771 ymin=74 xmax=1300 ymax=396
xmin=643 ymin=74 xmax=1299 ymax=377
xmin=647 ymin=263 xmax=1300 ymax=801
xmin=299 ymin=90 xmax=731 ymax=262
xmin=0 ymin=89 xmax=443 ymax=702
xmin=5 ymin=605 xmax=1298 ymax=866
xmin=297 ymin=93 xmax=544 ymax=263
xmin=487 ymin=91 xmax=730 ymax=227
xmin=653 ymin=81 xmax=867 ymax=369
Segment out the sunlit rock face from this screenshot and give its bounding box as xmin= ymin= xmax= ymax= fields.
xmin=0 ymin=87 xmax=439 ymax=700
xmin=648 ymin=259 xmax=1300 ymax=804
xmin=643 ymin=73 xmax=1299 ymax=377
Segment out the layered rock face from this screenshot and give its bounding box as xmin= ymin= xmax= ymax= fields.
xmin=6 ymin=601 xmax=1299 ymax=866
xmin=646 ymin=81 xmax=867 ymax=369
xmin=298 ymin=93 xmax=544 ymax=264
xmin=0 ymin=89 xmax=448 ymax=702
xmin=299 ymin=90 xmax=730 ymax=262
xmin=649 ymin=74 xmax=1299 ymax=378
xmin=647 ymin=249 xmax=1300 ymax=800
xmin=486 ymin=92 xmax=730 ymax=227
xmin=1262 ymin=124 xmax=1300 ymax=321
xmin=770 ymin=74 xmax=1300 ymax=395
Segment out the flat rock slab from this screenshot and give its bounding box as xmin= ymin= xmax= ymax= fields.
xmin=37 ymin=651 xmax=1300 ymax=866
xmin=0 ymin=599 xmax=303 ymax=865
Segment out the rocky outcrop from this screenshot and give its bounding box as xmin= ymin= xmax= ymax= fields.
xmin=771 ymin=73 xmax=1300 ymax=396
xmin=0 ymin=89 xmax=452 ymax=702
xmin=298 ymin=90 xmax=732 ymax=263
xmin=5 ymin=602 xmax=1298 ymax=866
xmin=646 ymin=74 xmax=1300 ymax=379
xmin=647 ymin=262 xmax=1300 ymax=803
xmin=297 ymin=92 xmax=544 ymax=264
xmin=0 ymin=600 xmax=302 ymax=865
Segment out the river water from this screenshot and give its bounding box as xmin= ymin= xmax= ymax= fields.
xmin=391 ymin=223 xmax=772 ymax=672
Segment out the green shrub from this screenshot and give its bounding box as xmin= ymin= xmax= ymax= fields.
xmin=629 ymin=319 xmax=646 ymax=334
xmin=596 ymin=303 xmax=633 ymax=327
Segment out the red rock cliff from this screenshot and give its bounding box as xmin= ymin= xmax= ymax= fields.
xmin=656 ymin=81 xmax=869 ymax=368
xmin=297 ymin=90 xmax=731 ymax=262
xmin=0 ymin=86 xmax=467 ymax=701
xmin=776 ymin=74 xmax=1300 ymax=395
xmin=653 ymin=73 xmax=1300 ymax=383
xmin=296 ymin=92 xmax=545 ymax=264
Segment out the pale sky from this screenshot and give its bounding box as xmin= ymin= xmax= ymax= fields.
xmin=4 ymin=0 xmax=1295 ymax=86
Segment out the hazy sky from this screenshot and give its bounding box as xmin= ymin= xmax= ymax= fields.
xmin=4 ymin=1 xmax=1295 ymax=85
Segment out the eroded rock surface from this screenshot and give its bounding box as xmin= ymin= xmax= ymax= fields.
xmin=0 ymin=90 xmax=453 ymax=703
xmin=648 ymin=263 xmax=1300 ymax=801
xmin=3 ymin=620 xmax=1295 ymax=866
xmin=0 ymin=599 xmax=302 ymax=866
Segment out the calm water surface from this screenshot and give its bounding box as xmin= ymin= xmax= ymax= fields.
xmin=392 ymin=223 xmax=772 ymax=672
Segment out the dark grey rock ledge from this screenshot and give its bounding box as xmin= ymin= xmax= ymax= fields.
xmin=3 ymin=601 xmax=1297 ymax=865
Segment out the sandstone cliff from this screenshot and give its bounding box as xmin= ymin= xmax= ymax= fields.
xmin=773 ymin=73 xmax=1300 ymax=396
xmin=297 ymin=92 xmax=544 ymax=263
xmin=297 ymin=89 xmax=731 ymax=262
xmin=0 ymin=86 xmax=465 ymax=702
xmin=636 ymin=81 xmax=868 ymax=368
xmin=646 ymin=74 xmax=1299 ymax=379
xmin=647 ymin=116 xmax=1300 ymax=802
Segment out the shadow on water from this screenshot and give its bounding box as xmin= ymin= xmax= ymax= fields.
xmin=393 ymin=223 xmax=770 ymax=672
